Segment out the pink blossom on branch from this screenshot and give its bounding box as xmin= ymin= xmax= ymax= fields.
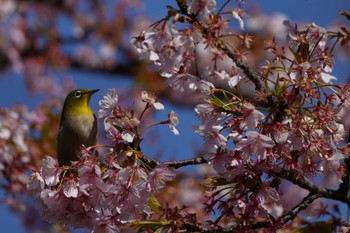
xmin=236 ymin=131 xmax=275 ymax=161
xmin=168 ymin=110 xmax=180 ymax=136
xmin=41 ymin=156 xmax=61 ymax=186
xmin=239 ymin=102 xmax=265 ymax=130
xmin=98 ymin=88 xmax=119 ymax=118
xmin=19 ymin=1 xmax=350 ymax=232
xmin=188 ymin=0 xmax=216 ymax=23
xmin=141 ymin=91 xmax=164 ymax=110
xmin=28 ymin=155 xmax=176 ymax=232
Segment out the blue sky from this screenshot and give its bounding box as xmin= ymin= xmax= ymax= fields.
xmin=0 ymin=0 xmax=349 ymax=232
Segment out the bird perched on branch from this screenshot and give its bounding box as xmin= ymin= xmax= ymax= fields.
xmin=57 ymin=89 xmax=99 ymax=166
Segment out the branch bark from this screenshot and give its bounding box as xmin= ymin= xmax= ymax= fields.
xmin=179 ymin=193 xmax=318 ymax=232
xmin=139 ymin=156 xmax=208 ymax=169
xmin=163 ymin=156 xmax=208 ymax=169
xmin=338 ymin=139 xmax=350 ymax=196
xmin=277 ymin=169 xmax=350 ymax=206
xmin=279 ymin=193 xmax=318 ymax=224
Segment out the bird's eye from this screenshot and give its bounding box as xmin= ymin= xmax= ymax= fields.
xmin=74 ymin=91 xmax=82 ymax=99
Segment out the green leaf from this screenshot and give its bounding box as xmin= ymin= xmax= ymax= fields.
xmin=274 ymin=73 xmax=282 ymax=96
xmin=301 ymin=221 xmax=335 ymax=233
xmin=202 ymin=176 xmax=230 ymax=188
xmin=148 ymin=195 xmax=163 ymax=214
xmin=129 ymin=219 xmax=172 ymax=230
xmin=210 ymin=94 xmax=225 ymax=108
xmin=340 ymin=11 xmax=350 ymax=20
xmin=289 ymin=46 xmax=302 ymax=64
xmin=154 ymin=227 xmax=163 ymax=233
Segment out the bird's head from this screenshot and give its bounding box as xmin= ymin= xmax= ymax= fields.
xmin=62 ymin=89 xmax=99 ymax=117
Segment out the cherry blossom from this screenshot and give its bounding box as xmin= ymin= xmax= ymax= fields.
xmin=28 ymin=155 xmax=176 ymax=232
xmin=236 ymin=131 xmax=275 ymax=161
xmin=146 ymin=164 xmax=176 ymax=192
xmin=41 ymin=156 xmax=61 ymax=186
xmin=98 ymin=88 xmax=119 ymax=118
xmin=165 ymin=71 xmax=215 ymax=95
xmin=1 ymin=1 xmax=349 ymax=232
xmin=188 ymin=0 xmax=216 ymax=23
xmin=168 ymin=110 xmax=180 ymax=136
xmin=141 ymin=91 xmax=164 ymax=110
xmin=239 ymin=102 xmax=265 ymax=130
xmin=115 ymin=117 xmax=140 ymax=143
xmin=212 ymin=69 xmax=243 ymax=88
xmin=232 ymin=6 xmax=245 ymax=30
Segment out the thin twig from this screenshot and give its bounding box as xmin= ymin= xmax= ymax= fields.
xmin=279 ymin=193 xmax=318 ymax=224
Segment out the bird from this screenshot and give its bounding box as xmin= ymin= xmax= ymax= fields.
xmin=57 ymin=89 xmax=99 ymax=166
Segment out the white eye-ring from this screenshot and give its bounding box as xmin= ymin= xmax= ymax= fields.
xmin=74 ymin=90 xmax=82 ymax=99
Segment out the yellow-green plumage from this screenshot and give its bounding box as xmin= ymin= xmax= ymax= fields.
xmin=57 ymin=89 xmax=99 ymax=166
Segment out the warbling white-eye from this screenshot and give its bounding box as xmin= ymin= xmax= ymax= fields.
xmin=57 ymin=89 xmax=99 ymax=166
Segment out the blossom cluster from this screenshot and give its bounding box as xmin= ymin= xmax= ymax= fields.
xmin=132 ymin=0 xmax=246 ymax=96
xmin=0 ymin=105 xmax=59 ymax=231
xmin=99 ymin=88 xmax=179 ymax=149
xmin=199 ymin=21 xmax=347 ymax=224
xmin=28 ymin=154 xmax=176 ymax=233
xmin=132 ymin=0 xmax=349 ymax=227
xmin=0 ymin=106 xmax=32 ymax=216
xmin=27 ymin=88 xmax=181 ymax=232
xmin=0 ymin=105 xmax=51 ymax=195
xmin=19 ymin=0 xmax=350 ymax=232
xmin=0 ymin=106 xmax=31 ymax=172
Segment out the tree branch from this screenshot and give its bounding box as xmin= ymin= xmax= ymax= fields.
xmin=163 ymin=156 xmax=208 ymax=169
xmin=175 ymin=1 xmax=278 ymax=107
xmin=218 ymin=43 xmax=278 ymax=106
xmin=277 ymin=169 xmax=350 ymax=206
xmin=338 ymin=155 xmax=350 ymax=194
xmin=338 ymin=139 xmax=350 ymax=195
xmin=279 ymin=193 xmax=318 ymax=224
xmin=140 ymin=153 xmax=350 ymax=207
xmin=139 ymin=156 xmax=208 ymax=169
xmin=180 ymin=193 xmax=318 ymax=232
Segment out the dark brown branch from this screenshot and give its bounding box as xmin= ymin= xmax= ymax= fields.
xmin=279 ymin=193 xmax=318 ymax=224
xmin=235 ymin=193 xmax=318 ymax=230
xmin=163 ymin=156 xmax=208 ymax=169
xmin=277 ymin=169 xmax=350 ymax=206
xmin=141 ymin=153 xmax=350 ymax=206
xmin=180 ymin=222 xmax=233 ymax=233
xmin=139 ymin=156 xmax=208 ymax=169
xmin=219 ymin=43 xmax=278 ymax=107
xmin=180 ymin=193 xmax=318 ymax=232
xmin=338 ymin=139 xmax=350 ymax=195
xmin=220 ymin=46 xmax=263 ymax=91
xmin=338 ymin=155 xmax=350 ymax=195
xmin=175 ymin=1 xmax=278 ymax=107
xmin=277 ymin=169 xmax=324 ymax=193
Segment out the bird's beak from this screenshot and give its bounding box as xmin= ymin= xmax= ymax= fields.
xmin=85 ymin=89 xmax=99 ymax=103
xmin=88 ymin=89 xmax=100 ymax=95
